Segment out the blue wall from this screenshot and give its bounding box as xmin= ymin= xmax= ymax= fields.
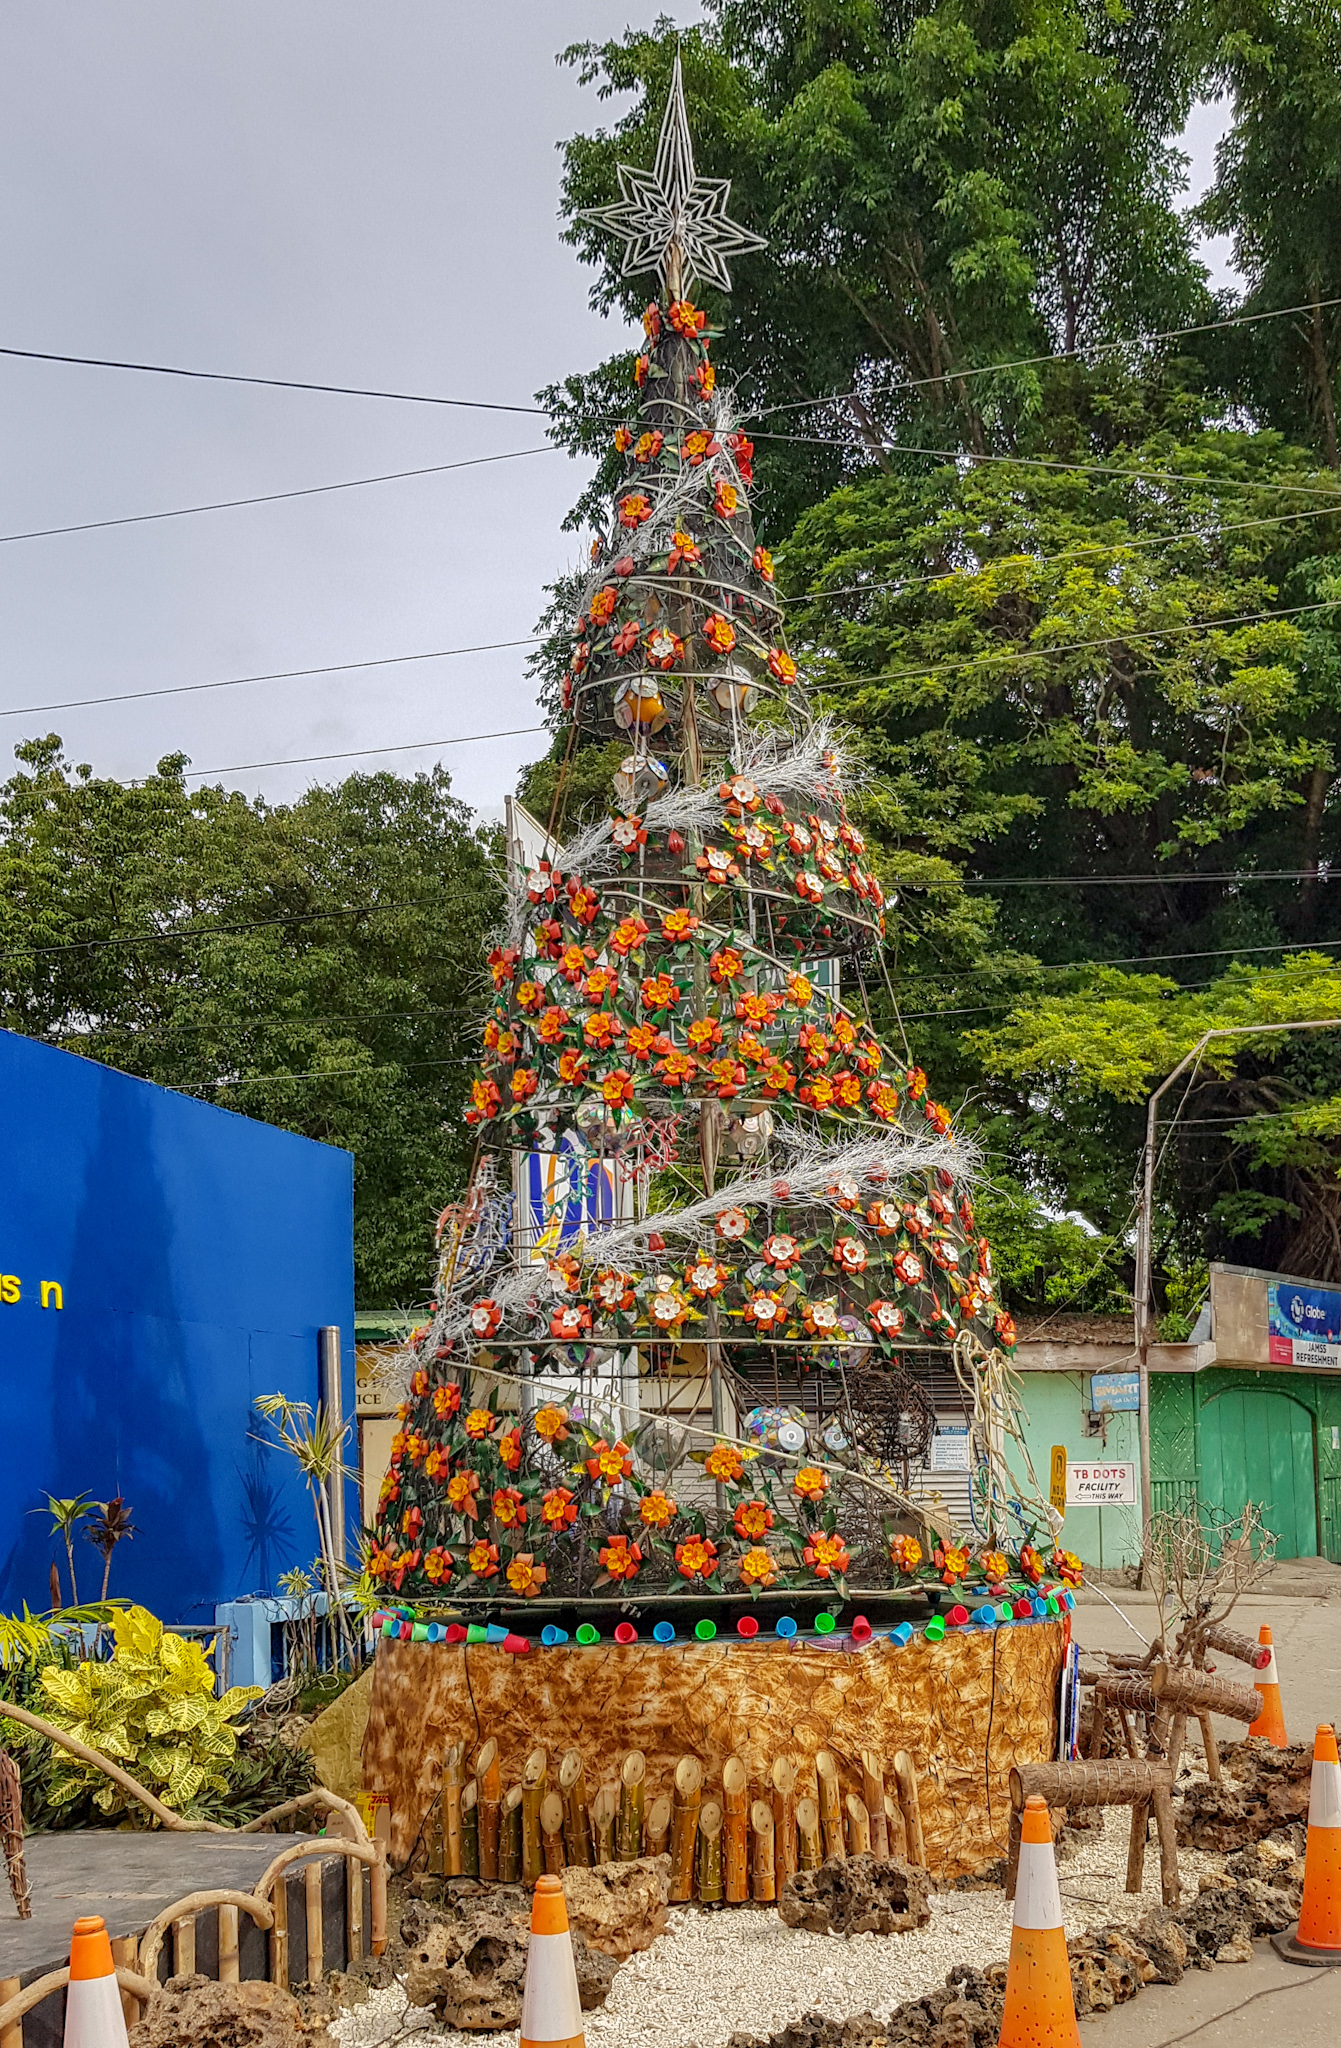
xmin=0 ymin=1031 xmax=353 ymax=1624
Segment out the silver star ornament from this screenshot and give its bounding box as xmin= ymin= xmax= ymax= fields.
xmin=577 ymin=50 xmax=767 ymax=294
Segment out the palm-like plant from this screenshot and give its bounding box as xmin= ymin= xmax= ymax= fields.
xmin=252 ymin=1396 xmax=355 ymax=1664
xmin=86 ymin=1498 xmax=136 ymax=1603
xmin=35 ymin=1497 xmax=93 ymax=1605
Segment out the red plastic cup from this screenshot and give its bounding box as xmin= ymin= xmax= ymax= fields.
xmin=1012 ymin=1598 xmax=1032 ymax=1619
xmin=849 ymin=1614 xmax=872 ymax=1645
xmin=444 ymin=1623 xmax=468 ymax=1644
xmin=502 ymin=1632 xmax=530 ymax=1654
xmin=736 ymin=1614 xmax=759 ymax=1638
xmin=614 ymin=1622 xmax=638 ymax=1644
xmin=947 ymin=1605 xmax=970 ymax=1627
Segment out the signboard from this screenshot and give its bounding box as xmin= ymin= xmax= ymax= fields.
xmin=930 ymin=1424 xmax=971 ymax=1472
xmin=1066 ymin=1460 xmax=1137 ymax=1507
xmin=1091 ymin=1370 xmax=1140 ymax=1413
xmin=1050 ymin=1445 xmax=1068 ymax=1517
xmin=1269 ymin=1282 xmax=1341 ymax=1369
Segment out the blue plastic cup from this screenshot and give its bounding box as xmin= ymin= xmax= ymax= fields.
xmin=890 ymin=1621 xmax=914 ymax=1647
xmin=775 ymin=1615 xmax=798 ymax=1639
xmin=541 ymin=1625 xmax=569 ymax=1646
xmin=652 ymin=1620 xmax=676 ymax=1643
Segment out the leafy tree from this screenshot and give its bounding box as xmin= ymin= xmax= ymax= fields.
xmin=1198 ymin=0 xmax=1341 ymax=468
xmin=548 ymin=4 xmax=1210 ymax=536
xmin=0 ymin=740 xmax=503 ymax=1306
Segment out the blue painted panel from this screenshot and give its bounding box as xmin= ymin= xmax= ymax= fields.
xmin=0 ymin=1030 xmax=353 ymax=1623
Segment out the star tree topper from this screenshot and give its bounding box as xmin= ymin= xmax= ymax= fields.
xmin=578 ymin=50 xmax=767 ymax=295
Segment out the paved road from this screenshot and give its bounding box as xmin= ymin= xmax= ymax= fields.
xmin=1084 ymin=1942 xmax=1338 ymax=2044
xmin=1073 ymin=1561 xmax=1341 ymax=1747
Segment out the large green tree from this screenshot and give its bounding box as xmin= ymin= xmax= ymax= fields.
xmin=1198 ymin=0 xmax=1341 ymax=468
xmin=0 ymin=740 xmax=502 ymax=1305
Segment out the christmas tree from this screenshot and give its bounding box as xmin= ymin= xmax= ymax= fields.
xmin=368 ymin=60 xmax=1067 ymax=1616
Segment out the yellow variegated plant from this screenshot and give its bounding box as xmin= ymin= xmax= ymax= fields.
xmin=37 ymin=1605 xmax=261 ymax=1820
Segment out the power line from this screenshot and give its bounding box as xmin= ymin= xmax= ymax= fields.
xmin=0 ymin=446 xmax=558 ymax=546
xmin=755 ymin=427 xmax=1341 ymax=504
xmin=0 ymin=898 xmax=450 ymax=962
xmin=0 ymin=343 xmax=552 ymax=415
xmin=168 ymin=723 xmax=546 ymax=784
xmin=813 ymin=596 xmax=1341 ymax=696
xmin=748 ymin=292 xmax=1341 ymax=422
xmin=786 ymin=501 xmax=1341 ymax=609
xmin=0 ymin=636 xmax=542 ymax=721
xmin=942 ymin=866 xmax=1335 ymax=891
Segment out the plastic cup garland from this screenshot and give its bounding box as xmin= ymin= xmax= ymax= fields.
xmin=925 ymin=1615 xmax=946 ymax=1642
xmin=736 ymin=1614 xmax=759 ymax=1638
xmin=694 ymin=1617 xmax=717 ymax=1641
xmin=814 ymin=1612 xmax=837 ymax=1635
xmin=653 ymin=1620 xmax=676 ymax=1642
xmin=614 ymin=1621 xmax=638 ymax=1644
xmin=575 ymin=1622 xmax=600 ymax=1645
xmin=775 ymin=1615 xmax=798 ymax=1638
xmin=541 ymin=1625 xmax=569 ymax=1646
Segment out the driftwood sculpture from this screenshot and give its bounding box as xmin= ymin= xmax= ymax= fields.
xmin=1 ymin=1745 xmax=30 ymax=1920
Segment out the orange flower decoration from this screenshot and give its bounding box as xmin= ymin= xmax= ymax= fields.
xmin=423 ymin=1547 xmax=452 ymax=1584
xmin=668 ymin=298 xmax=706 ymax=336
xmin=634 ymin=429 xmax=664 ymax=463
xmin=739 ymin=1546 xmax=778 ymax=1588
xmin=533 ymin=1404 xmax=570 ymax=1443
xmin=425 ymin=1446 xmax=450 ymax=1482
xmin=498 ymin=1426 xmax=522 ymax=1472
xmin=619 ymin=492 xmax=653 ymax=528
xmin=890 ymin=1534 xmax=923 ymax=1575
xmin=675 ymin=1533 xmax=719 ymax=1581
xmin=661 ymin=908 xmax=698 ymax=943
xmin=614 ymin=425 xmax=633 ymax=452
xmin=447 ymin=1470 xmax=480 ymax=1518
xmin=599 ymin=1535 xmax=643 ymax=1582
xmin=714 ymin=480 xmax=739 ymax=518
xmin=734 ymin=1498 xmax=774 ymax=1541
xmin=464 ymin=1407 xmax=497 ymax=1439
xmin=935 ymin=1543 xmax=970 ymax=1585
xmin=586 ymin=1438 xmax=634 ymax=1484
xmin=639 ymin=1489 xmax=677 ymax=1527
xmin=433 ymin=1382 xmax=462 ymax=1419
xmin=980 ymin=1551 xmax=1009 ymax=1582
xmin=541 ymin=1486 xmax=578 ymax=1529
xmin=705 ymin=1442 xmax=744 ymax=1484
xmin=1054 ymin=1549 xmax=1084 ymax=1587
xmin=507 ymin=1553 xmax=547 ymax=1597
xmin=753 ymin=545 xmax=775 ymax=582
xmin=467 ymin=1539 xmax=499 ymax=1579
xmin=709 ymin=947 xmax=744 ymax=984
xmin=804 ymin=1532 xmax=850 ymax=1580
xmin=768 ymin=647 xmax=798 ymax=686
xmin=492 ymin=1486 xmax=527 ymax=1529
xmin=793 ymin=1466 xmax=829 ymax=1502
xmin=668 ymin=529 xmax=702 ymax=572
xmin=702 ymin=612 xmax=737 ymax=654
xmin=601 ymin=1068 xmax=636 ymax=1108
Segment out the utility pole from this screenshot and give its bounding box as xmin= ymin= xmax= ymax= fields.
xmin=1134 ymin=1017 xmax=1341 ymax=1539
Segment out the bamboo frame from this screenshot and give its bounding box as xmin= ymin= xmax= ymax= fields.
xmin=750 ymin=1800 xmax=776 ymax=1901
xmin=111 ymin=1936 xmax=142 ymax=2025
xmin=500 ymin=1787 xmax=523 ymax=1883
xmin=591 ymin=1783 xmax=618 ymax=1865
xmin=815 ymin=1751 xmax=844 ymax=1860
xmin=646 ymin=1792 xmax=672 ymax=1857
xmin=560 ymin=1747 xmax=593 ymax=1867
xmin=844 ymin=1794 xmax=871 ymax=1856
xmin=541 ymin=1790 xmax=567 ymax=1874
xmin=462 ymin=1780 xmax=480 ymax=1877
xmin=173 ymin=1913 xmax=196 ymax=1978
xmin=696 ymin=1798 xmax=724 ymax=1903
xmin=304 ymin=1862 xmax=323 ymax=1985
xmin=892 ymin=1752 xmax=926 ymax=1868
xmin=669 ymin=1755 xmax=703 ymax=1903
xmin=618 ymin=1751 xmax=646 ymax=1862
xmin=861 ymin=1754 xmax=888 ymax=1858
xmin=723 ymin=1756 xmax=749 ymax=1902
xmin=477 ymin=1738 xmax=501 ymax=1880
xmin=522 ymin=1749 xmax=549 ymax=1886
xmin=770 ymin=1758 xmax=796 ymax=1897
xmin=795 ymin=1796 xmax=822 ymax=1870
xmin=443 ymin=1742 xmax=465 ymax=1877
xmin=885 ymin=1794 xmax=907 ymax=1861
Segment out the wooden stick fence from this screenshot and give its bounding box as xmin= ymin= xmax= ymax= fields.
xmin=1006 ymin=1761 xmax=1179 ymax=1908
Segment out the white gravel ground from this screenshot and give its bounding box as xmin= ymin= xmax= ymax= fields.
xmin=331 ymin=1818 xmax=1224 ymax=2048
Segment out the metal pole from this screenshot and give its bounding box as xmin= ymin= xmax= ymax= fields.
xmin=319 ymin=1325 xmax=347 ymax=1567
xmin=1134 ymin=1017 xmax=1341 ymax=1549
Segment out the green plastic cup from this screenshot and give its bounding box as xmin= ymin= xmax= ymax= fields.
xmin=925 ymin=1615 xmax=946 ymax=1642
xmin=411 ymin=1621 xmax=429 ymax=1642
xmin=814 ymin=1611 xmax=837 ymax=1635
xmin=575 ymin=1622 xmax=600 ymax=1645
xmin=694 ymin=1617 xmax=717 ymax=1641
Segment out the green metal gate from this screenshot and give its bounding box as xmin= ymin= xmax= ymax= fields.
xmin=1197 ymin=1386 xmax=1317 ymax=1559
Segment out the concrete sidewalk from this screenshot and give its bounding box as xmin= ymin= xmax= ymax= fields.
xmin=1072 ymin=1572 xmax=1341 ymax=1746
xmin=1084 ymin=1941 xmax=1338 ymax=2044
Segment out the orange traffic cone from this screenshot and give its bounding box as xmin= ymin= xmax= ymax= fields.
xmin=998 ymin=1796 xmax=1080 ymax=2048
xmin=1249 ymin=1623 xmax=1289 ymax=1747
xmin=64 ymin=1917 xmax=130 ymax=2048
xmin=1272 ymin=1724 xmax=1341 ymax=1966
xmin=520 ymin=1874 xmax=584 ymax=2048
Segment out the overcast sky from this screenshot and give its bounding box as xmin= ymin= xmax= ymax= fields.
xmin=0 ymin=8 xmax=1232 ymax=820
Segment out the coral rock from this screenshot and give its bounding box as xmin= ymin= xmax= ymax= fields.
xmin=561 ymin=1853 xmax=670 ymax=1958
xmin=400 ymin=1889 xmax=617 ymax=2029
xmin=779 ymin=1854 xmax=932 ymax=1937
xmin=129 ymin=1977 xmax=326 ymax=2048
